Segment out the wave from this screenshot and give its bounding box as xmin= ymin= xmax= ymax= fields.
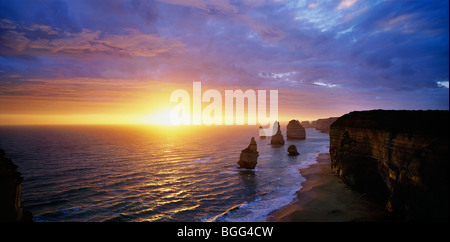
xmin=208 ymin=186 xmax=299 ymax=222
xmin=209 ymin=168 xmax=302 ymax=222
xmin=3 ymin=125 xmax=330 ymax=222
xmin=208 ymin=144 xmax=328 ymax=222
xmin=193 ymin=157 xmax=213 ymax=163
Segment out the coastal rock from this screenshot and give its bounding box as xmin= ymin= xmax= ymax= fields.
xmin=0 ymin=149 xmax=32 ymax=222
xmin=237 ymin=137 xmax=259 ymax=169
xmin=314 ymin=117 xmax=338 ymax=133
xmin=270 ymin=121 xmax=285 ymax=145
xmin=287 ymin=145 xmax=299 ymax=156
xmin=286 ymin=120 xmax=306 ymax=139
xmin=300 ymin=121 xmax=312 ymax=128
xmin=330 ymin=110 xmax=449 ymax=221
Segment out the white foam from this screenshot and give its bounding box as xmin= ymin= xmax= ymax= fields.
xmin=258 ymin=155 xmax=273 ymax=159
xmin=211 ymin=185 xmax=300 ymax=222
xmin=193 ymin=157 xmax=213 ymax=163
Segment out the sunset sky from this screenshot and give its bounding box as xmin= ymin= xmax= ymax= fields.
xmin=0 ymin=0 xmax=449 ymax=125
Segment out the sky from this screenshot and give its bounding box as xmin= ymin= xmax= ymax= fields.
xmin=0 ymin=0 xmax=449 ymax=125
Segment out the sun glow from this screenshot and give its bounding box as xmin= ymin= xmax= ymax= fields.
xmin=141 ymin=107 xmax=177 ymax=126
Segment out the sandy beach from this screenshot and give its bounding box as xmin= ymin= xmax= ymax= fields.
xmin=268 ymin=153 xmax=391 ymax=222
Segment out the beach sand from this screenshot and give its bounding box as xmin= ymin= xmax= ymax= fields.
xmin=268 ymin=153 xmax=391 ymax=222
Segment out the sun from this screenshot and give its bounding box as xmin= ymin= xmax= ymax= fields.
xmin=142 ymin=108 xmax=178 ymax=126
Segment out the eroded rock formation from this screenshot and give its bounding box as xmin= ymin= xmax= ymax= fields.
xmin=330 ymin=110 xmax=449 ymax=221
xmin=286 ymin=120 xmax=306 ymax=139
xmin=287 ymin=145 xmax=299 ymax=156
xmin=270 ymin=121 xmax=285 ymax=145
xmin=237 ymin=137 xmax=259 ymax=169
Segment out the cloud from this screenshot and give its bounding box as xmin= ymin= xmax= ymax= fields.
xmin=23 ymin=23 xmax=60 ymax=35
xmin=336 ymin=0 xmax=358 ymax=10
xmin=1 ymin=20 xmax=185 ymax=57
xmin=0 ymin=18 xmax=16 ymax=29
xmin=0 ymin=0 xmax=448 ymax=117
xmin=157 ymin=0 xmax=237 ymax=15
xmin=313 ymin=80 xmax=339 ymax=88
xmin=437 ymin=81 xmax=449 ymax=89
xmin=308 ymin=2 xmax=318 ymax=8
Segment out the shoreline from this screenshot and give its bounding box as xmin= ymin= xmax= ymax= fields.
xmin=267 ymin=153 xmax=391 ymax=222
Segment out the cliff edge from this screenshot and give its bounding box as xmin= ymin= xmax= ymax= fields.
xmin=330 ymin=110 xmax=449 ymax=221
xmin=0 ymin=149 xmax=33 ymax=222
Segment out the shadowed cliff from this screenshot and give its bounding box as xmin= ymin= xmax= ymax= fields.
xmin=330 ymin=110 xmax=449 ymax=221
xmin=0 ymin=149 xmax=33 ymax=222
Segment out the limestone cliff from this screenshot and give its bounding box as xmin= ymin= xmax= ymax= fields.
xmin=286 ymin=120 xmax=306 ymax=139
xmin=330 ymin=110 xmax=449 ymax=221
xmin=314 ymin=117 xmax=338 ymax=133
xmin=0 ymin=149 xmax=32 ymax=222
xmin=300 ymin=121 xmax=312 ymax=128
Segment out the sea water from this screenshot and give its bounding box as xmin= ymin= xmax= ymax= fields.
xmin=0 ymin=125 xmax=329 ymax=222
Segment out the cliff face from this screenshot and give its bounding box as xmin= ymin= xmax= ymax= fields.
xmin=330 ymin=110 xmax=449 ymax=221
xmin=0 ymin=149 xmax=32 ymax=222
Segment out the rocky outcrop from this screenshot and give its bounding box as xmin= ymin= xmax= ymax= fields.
xmin=315 ymin=117 xmax=338 ymax=133
xmin=330 ymin=110 xmax=449 ymax=221
xmin=286 ymin=120 xmax=306 ymax=139
xmin=300 ymin=121 xmax=312 ymax=128
xmin=301 ymin=117 xmax=338 ymax=132
xmin=270 ymin=121 xmax=285 ymax=145
xmin=287 ymin=145 xmax=299 ymax=156
xmin=0 ymin=149 xmax=32 ymax=222
xmin=237 ymin=137 xmax=259 ymax=169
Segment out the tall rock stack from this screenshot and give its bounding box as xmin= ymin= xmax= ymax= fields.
xmin=270 ymin=121 xmax=285 ymax=145
xmin=237 ymin=137 xmax=259 ymax=169
xmin=0 ymin=149 xmax=32 ymax=222
xmin=286 ymin=119 xmax=306 ymax=139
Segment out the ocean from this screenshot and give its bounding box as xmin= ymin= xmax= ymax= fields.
xmin=0 ymin=125 xmax=329 ymax=222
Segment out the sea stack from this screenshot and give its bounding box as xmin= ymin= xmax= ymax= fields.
xmin=287 ymin=145 xmax=299 ymax=156
xmin=237 ymin=137 xmax=259 ymax=169
xmin=270 ymin=121 xmax=285 ymax=145
xmin=286 ymin=119 xmax=306 ymax=139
